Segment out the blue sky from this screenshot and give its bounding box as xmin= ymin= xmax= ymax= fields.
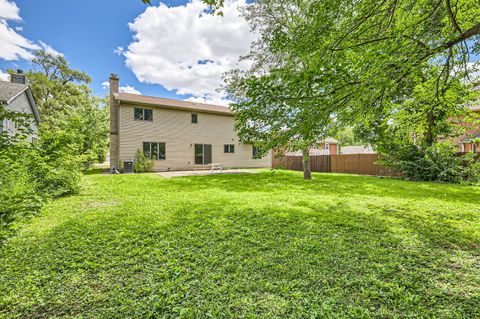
xmin=0 ymin=0 xmax=253 ymax=104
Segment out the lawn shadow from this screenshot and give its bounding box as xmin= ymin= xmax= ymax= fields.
xmin=166 ymin=170 xmax=480 ymax=205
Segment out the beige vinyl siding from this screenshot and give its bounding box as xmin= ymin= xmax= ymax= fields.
xmin=118 ymin=103 xmax=271 ymax=171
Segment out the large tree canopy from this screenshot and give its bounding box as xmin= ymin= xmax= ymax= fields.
xmin=223 ymin=0 xmax=479 ymax=178
xmin=23 ymin=50 xmax=109 ymax=165
xmin=138 ymin=0 xmax=480 ymax=179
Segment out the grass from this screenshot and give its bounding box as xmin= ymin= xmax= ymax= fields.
xmin=1 ymin=170 xmax=479 ymax=318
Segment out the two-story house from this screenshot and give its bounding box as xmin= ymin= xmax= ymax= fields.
xmin=109 ymin=74 xmax=271 ymax=171
xmin=0 ymin=71 xmax=41 ymax=142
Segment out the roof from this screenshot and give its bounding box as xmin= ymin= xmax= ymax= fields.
xmin=114 ymin=93 xmax=232 ymax=115
xmin=0 ymin=80 xmax=41 ymax=123
xmin=0 ymin=81 xmax=28 ymax=103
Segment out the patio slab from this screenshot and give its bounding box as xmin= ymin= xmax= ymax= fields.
xmin=157 ymin=168 xmax=263 ymax=178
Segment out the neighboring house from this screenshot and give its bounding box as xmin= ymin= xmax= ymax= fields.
xmin=284 ymin=138 xmax=339 ymax=156
xmin=340 ymin=145 xmax=376 ymax=154
xmin=0 ymin=71 xmax=41 ymax=142
xmin=109 ymin=74 xmax=272 ymax=171
xmin=452 ymin=84 xmax=480 ymax=153
xmin=457 ymin=102 xmax=480 ymax=153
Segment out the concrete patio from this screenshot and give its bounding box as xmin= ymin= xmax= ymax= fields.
xmin=157 ymin=168 xmax=263 ymax=178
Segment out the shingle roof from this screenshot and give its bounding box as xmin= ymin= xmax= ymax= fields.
xmin=114 ymin=93 xmax=232 ymax=115
xmin=0 ymin=81 xmax=28 ymax=103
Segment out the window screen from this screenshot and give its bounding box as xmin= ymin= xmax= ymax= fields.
xmin=224 ymin=144 xmax=235 ymax=153
xmin=143 ymin=142 xmax=166 ymax=160
xmin=134 ymin=108 xmax=153 ymax=121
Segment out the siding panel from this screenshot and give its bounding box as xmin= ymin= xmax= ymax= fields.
xmin=118 ymin=104 xmax=272 ymax=171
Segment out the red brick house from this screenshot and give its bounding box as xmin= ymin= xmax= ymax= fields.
xmin=455 ymin=96 xmax=480 ymax=153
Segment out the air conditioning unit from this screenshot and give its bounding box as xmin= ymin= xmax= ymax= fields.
xmin=123 ymin=160 xmax=134 ymax=174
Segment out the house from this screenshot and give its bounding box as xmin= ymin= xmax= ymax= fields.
xmin=457 ymin=102 xmax=480 ymax=153
xmin=340 ymin=145 xmax=376 ymax=154
xmin=0 ymin=71 xmax=41 ymax=142
xmin=284 ymin=138 xmax=339 ymax=156
xmin=109 ymin=74 xmax=272 ymax=171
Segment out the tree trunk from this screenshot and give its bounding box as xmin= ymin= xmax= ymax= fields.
xmin=302 ymin=148 xmax=312 ymax=180
xmin=425 ymin=109 xmax=435 ymax=147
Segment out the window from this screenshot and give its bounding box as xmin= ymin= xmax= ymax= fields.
xmin=324 ymin=143 xmax=330 ymax=155
xmin=252 ymin=146 xmax=262 ymax=159
xmin=191 ymin=113 xmax=198 ymax=124
xmin=224 ymin=144 xmax=235 ymax=153
xmin=143 ymin=142 xmax=166 ymax=160
xmin=134 ymin=108 xmax=153 ymax=121
xmin=473 ymin=143 xmax=478 ymax=153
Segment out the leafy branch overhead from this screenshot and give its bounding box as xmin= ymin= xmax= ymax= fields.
xmin=222 ymin=0 xmax=479 ymax=178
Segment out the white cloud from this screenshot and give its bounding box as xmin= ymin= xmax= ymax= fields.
xmin=0 ymin=69 xmax=10 ymax=81
xmin=0 ymin=0 xmax=21 ymax=20
xmin=185 ymin=96 xmax=231 ymax=106
xmin=0 ymin=0 xmax=39 ymax=60
xmin=124 ymin=0 xmax=255 ymax=104
xmin=102 ymin=81 xmax=141 ymax=94
xmin=0 ymin=1 xmax=63 ymax=61
xmin=114 ymin=46 xmax=124 ymax=56
xmin=119 ymin=85 xmax=141 ymax=94
xmin=38 ymin=41 xmax=62 ymax=57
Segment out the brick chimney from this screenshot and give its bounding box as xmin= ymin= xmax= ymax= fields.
xmin=10 ymin=70 xmax=28 ymax=84
xmin=109 ymin=74 xmax=120 ymax=171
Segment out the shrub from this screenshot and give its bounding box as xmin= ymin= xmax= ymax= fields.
xmin=0 ymin=109 xmax=83 ymax=243
xmin=133 ymin=149 xmax=153 ymax=173
xmin=0 ymin=110 xmax=42 ymax=242
xmin=0 ymin=147 xmax=42 ymax=243
xmin=461 ymin=152 xmax=480 ymax=184
xmin=380 ymin=142 xmax=480 ymax=184
xmin=29 ymin=129 xmax=82 ymax=198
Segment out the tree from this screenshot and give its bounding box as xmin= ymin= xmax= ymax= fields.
xmin=334 ymin=128 xmax=360 ymax=147
xmin=23 ymin=50 xmax=109 ymax=166
xmin=226 ymin=68 xmax=336 ymax=180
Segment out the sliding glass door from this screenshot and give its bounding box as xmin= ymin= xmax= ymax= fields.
xmin=194 ymin=144 xmax=212 ymax=165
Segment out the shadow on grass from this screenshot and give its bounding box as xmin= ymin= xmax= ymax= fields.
xmin=11 ymin=190 xmax=478 ymax=318
xmin=2 ymin=170 xmax=479 ymax=318
xmin=166 ymin=170 xmax=480 ymax=205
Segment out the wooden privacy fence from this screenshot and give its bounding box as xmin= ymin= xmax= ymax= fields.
xmin=272 ymin=154 xmax=397 ymax=176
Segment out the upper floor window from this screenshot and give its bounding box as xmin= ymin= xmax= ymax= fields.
xmin=134 ymin=108 xmax=153 ymax=121
xmin=191 ymin=113 xmax=198 ymax=124
xmin=252 ymin=146 xmax=262 ymax=159
xmin=224 ymin=144 xmax=235 ymax=153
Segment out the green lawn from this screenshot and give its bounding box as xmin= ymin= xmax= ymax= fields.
xmin=1 ymin=170 xmax=479 ymax=318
